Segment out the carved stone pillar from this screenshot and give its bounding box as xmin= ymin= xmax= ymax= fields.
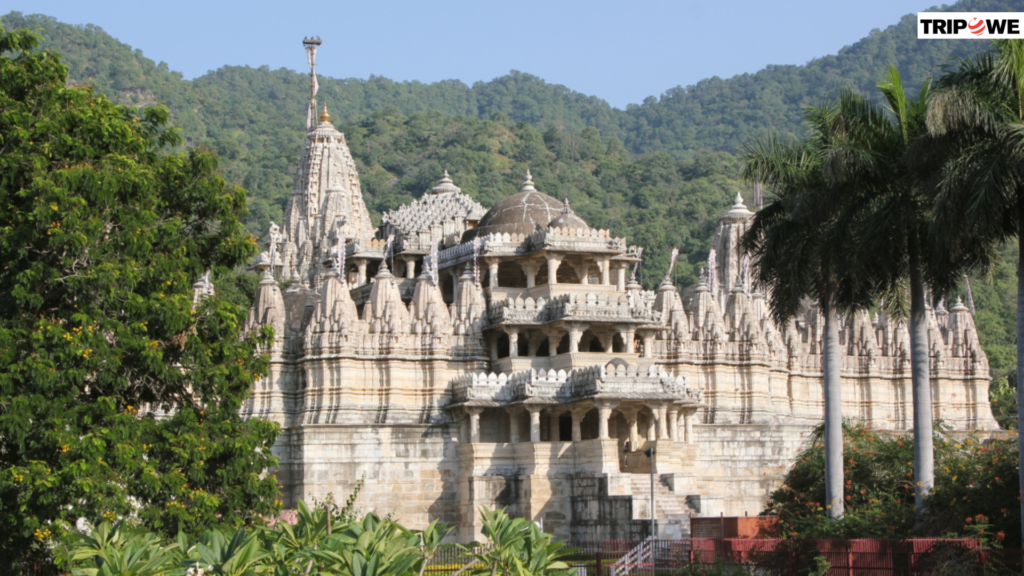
xmin=467 ymin=407 xmax=484 ymax=443
xmin=526 ymin=406 xmax=542 ymax=443
xmin=656 ymin=403 xmax=669 ymax=440
xmin=682 ymin=406 xmax=698 ymax=444
xmin=403 ymin=256 xmax=417 ymax=279
xmin=506 ymin=407 xmax=520 ymax=444
xmin=521 ymin=262 xmax=538 ymax=288
xmin=570 ymin=406 xmax=589 ymax=442
xmin=527 ymin=332 xmax=540 ymax=357
xmin=595 ymin=400 xmax=619 ymax=440
xmin=356 ymin=259 xmax=368 ymax=287
xmin=567 ymin=323 xmax=586 ymax=354
xmin=487 ymin=258 xmax=500 ymax=289
xmin=547 ymin=329 xmax=564 ymax=356
xmin=641 ymin=334 xmax=655 ymax=358
xmin=616 ymin=265 xmax=627 ymax=291
xmin=549 ymin=409 xmax=561 ymax=442
xmin=620 ymin=406 xmax=640 ymax=449
xmin=596 ymin=256 xmax=611 ymax=285
xmin=620 ymin=328 xmax=636 ymax=354
xmin=668 ymin=406 xmax=680 ymax=441
xmin=508 ymin=328 xmax=520 ymax=358
xmin=645 ymin=409 xmax=657 ymax=441
xmin=546 ymin=254 xmax=563 ymax=285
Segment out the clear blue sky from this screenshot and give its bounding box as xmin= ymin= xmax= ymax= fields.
xmin=12 ymin=0 xmax=944 ymax=109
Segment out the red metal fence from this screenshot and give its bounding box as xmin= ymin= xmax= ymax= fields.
xmin=427 ymin=539 xmax=1022 ymax=576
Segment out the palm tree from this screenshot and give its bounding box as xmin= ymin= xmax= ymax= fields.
xmin=927 ymin=39 xmax=1024 ymax=546
xmin=742 ymin=100 xmax=876 ymax=520
xmin=845 ymin=67 xmax=949 ymax=516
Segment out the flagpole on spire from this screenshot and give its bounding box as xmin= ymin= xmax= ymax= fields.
xmin=303 ymin=36 xmax=322 ymax=132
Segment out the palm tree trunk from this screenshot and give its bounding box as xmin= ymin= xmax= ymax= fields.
xmin=908 ymin=237 xmax=934 ymax=515
xmin=1017 ymin=195 xmax=1024 ymax=549
xmin=822 ymin=298 xmax=844 ymax=519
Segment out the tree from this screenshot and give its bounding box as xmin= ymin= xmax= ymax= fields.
xmin=838 ymin=67 xmax=947 ymax=516
xmin=927 ymin=38 xmax=1024 ymax=547
xmin=741 ymin=100 xmax=876 ymax=520
xmin=0 ymin=26 xmax=280 ymax=570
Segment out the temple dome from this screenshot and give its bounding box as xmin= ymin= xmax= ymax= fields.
xmin=547 ymin=199 xmax=588 ymax=230
xmin=463 ymin=171 xmax=564 ymax=240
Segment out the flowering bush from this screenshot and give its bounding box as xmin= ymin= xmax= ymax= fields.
xmin=763 ymin=422 xmax=1019 ymax=544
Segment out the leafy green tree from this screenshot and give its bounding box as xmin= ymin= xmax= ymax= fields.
xmin=0 ymin=25 xmax=280 ymax=570
xmin=927 ymin=38 xmax=1024 ymax=547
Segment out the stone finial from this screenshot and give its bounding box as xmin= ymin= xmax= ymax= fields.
xmin=432 ymin=170 xmax=461 ymax=195
xmin=723 ymin=192 xmax=754 ymax=219
xmin=320 ymin=103 xmax=331 ymax=123
xmin=521 ymin=170 xmax=537 ymax=192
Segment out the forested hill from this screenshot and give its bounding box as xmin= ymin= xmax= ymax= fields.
xmin=3 ymin=0 xmax=1016 ymax=157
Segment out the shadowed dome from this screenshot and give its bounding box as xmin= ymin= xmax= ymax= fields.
xmin=547 ymin=199 xmax=588 ymax=230
xmin=463 ymin=171 xmax=564 ymax=241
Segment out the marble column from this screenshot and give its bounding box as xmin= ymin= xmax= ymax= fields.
xmin=487 ymin=258 xmax=500 ymax=289
xmin=641 ymin=334 xmax=654 ymax=358
xmin=595 ymin=401 xmax=618 ymax=440
xmin=356 ymin=259 xmax=368 ymax=287
xmin=645 ymin=410 xmax=656 ymax=441
xmin=403 ymin=256 xmax=417 ymax=279
xmin=682 ymin=406 xmax=698 ymax=444
xmin=656 ymin=403 xmax=669 ymax=440
xmin=620 ymin=328 xmax=636 ymax=354
xmin=668 ymin=406 xmax=679 ymax=441
xmin=546 ymin=254 xmax=562 ymax=285
xmin=506 ymin=407 xmax=520 ymax=444
xmin=526 ymin=406 xmax=542 ymax=443
xmin=467 ymin=407 xmax=483 ymax=443
xmin=508 ymin=328 xmax=520 ymax=358
xmin=616 ymin=265 xmax=627 ymax=291
xmin=549 ymin=410 xmax=561 ymax=442
xmin=522 ymin=263 xmax=538 ymax=288
xmin=620 ymin=407 xmax=640 ymax=449
xmin=596 ymin=256 xmax=611 ymax=285
xmin=567 ymin=324 xmax=584 ymax=354
xmin=570 ymin=407 xmax=589 ymax=442
xmin=548 ymin=330 xmax=562 ymax=356
xmin=527 ymin=333 xmax=540 ymax=357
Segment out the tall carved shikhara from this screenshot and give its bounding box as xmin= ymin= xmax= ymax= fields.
xmin=237 ymin=40 xmax=1000 ymax=545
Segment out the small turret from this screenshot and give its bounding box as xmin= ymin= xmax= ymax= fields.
xmin=363 ymin=261 xmax=411 ymax=334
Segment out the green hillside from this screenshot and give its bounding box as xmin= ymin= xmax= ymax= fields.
xmin=0 ymin=5 xmax=1019 ymax=384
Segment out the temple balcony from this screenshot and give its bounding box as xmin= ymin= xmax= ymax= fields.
xmin=492 ymin=352 xmax=645 ymax=374
xmin=486 ymin=291 xmax=661 ymax=327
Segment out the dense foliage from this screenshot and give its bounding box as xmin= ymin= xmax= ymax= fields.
xmin=2 ymin=0 xmax=1009 ymax=159
xmin=0 ymin=25 xmax=280 ymax=572
xmin=764 ymin=423 xmax=1020 ymax=545
xmin=59 ymin=505 xmax=573 ymax=576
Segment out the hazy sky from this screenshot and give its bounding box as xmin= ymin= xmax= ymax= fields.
xmin=12 ymin=0 xmax=947 ymax=108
